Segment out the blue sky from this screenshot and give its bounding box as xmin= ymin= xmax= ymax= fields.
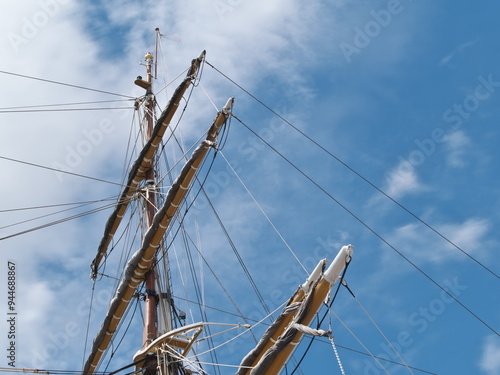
xmin=0 ymin=0 xmax=499 ymax=374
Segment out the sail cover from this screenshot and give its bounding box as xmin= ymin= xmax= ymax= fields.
xmin=90 ymin=51 xmax=205 ymax=279
xmin=83 ymin=98 xmax=234 ymax=375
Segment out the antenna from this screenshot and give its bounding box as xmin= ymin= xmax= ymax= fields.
xmin=155 ymin=28 xmax=159 ymax=79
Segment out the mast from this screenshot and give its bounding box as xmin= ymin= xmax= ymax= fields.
xmin=89 ymin=51 xmax=205 ymax=280
xmin=140 ymin=50 xmax=162 ymax=374
xmin=83 ymin=47 xmax=233 ymax=373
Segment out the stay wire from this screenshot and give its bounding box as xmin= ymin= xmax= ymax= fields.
xmin=83 ymin=281 xmax=438 ymax=375
xmin=219 ymin=151 xmax=308 ymax=275
xmin=157 ymin=138 xmax=255 ymax=327
xmin=0 ymin=197 xmax=116 ymax=213
xmin=0 ymin=200 xmax=117 ymax=241
xmin=154 ymin=67 xmax=199 ymax=176
xmin=99 ymin=295 xmax=141 ymax=374
xmin=0 ymin=107 xmax=131 ymax=113
xmin=176 ymin=157 xmax=222 ymax=373
xmin=182 ymin=226 xmax=221 ymax=375
xmin=351 ymin=289 xmax=415 ymax=375
xmin=205 ymin=60 xmax=499 ymax=281
xmin=106 ymin=357 xmax=146 ymax=375
xmin=0 ymin=69 xmax=134 ymax=98
xmin=198 ymin=163 xmax=273 ymax=319
xmin=108 ymin=297 xmax=141 ymax=366
xmin=0 ymin=98 xmax=133 ymax=111
xmin=0 ymin=155 xmax=123 ymax=186
xmin=322 ymin=339 xmax=440 ymax=375
xmin=0 ymin=197 xmax=118 ymax=230
xmin=330 ymin=307 xmax=392 ymax=375
xmin=82 ymin=280 xmax=96 ymax=371
xmin=177 ymin=202 xmax=259 ymax=342
xmin=232 ymin=114 xmax=499 ymax=337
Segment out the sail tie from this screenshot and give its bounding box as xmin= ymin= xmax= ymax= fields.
xmin=291 ymin=323 xmax=330 ymax=337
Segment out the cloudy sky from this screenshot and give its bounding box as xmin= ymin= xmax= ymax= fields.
xmin=0 ymin=0 xmax=499 ymax=374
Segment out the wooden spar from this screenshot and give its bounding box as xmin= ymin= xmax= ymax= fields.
xmin=237 ymin=245 xmax=353 ymax=375
xmin=141 ymin=51 xmax=159 ymax=354
xmin=236 ymin=260 xmax=328 ymax=375
xmin=82 ymin=98 xmax=234 ymax=375
xmin=89 ymin=51 xmax=205 ymax=280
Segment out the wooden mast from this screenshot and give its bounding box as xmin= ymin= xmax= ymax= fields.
xmin=83 ymin=49 xmax=231 ymax=375
xmin=140 ymin=49 xmax=161 ymax=375
xmin=142 ymin=50 xmax=157 ymax=347
xmin=140 ymin=30 xmax=174 ymax=374
xmin=140 ymin=42 xmax=175 ymax=372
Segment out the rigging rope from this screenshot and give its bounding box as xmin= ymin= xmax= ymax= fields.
xmin=348 ymin=286 xmax=416 ymax=375
xmin=0 ymin=107 xmax=131 ymax=113
xmin=189 ymin=300 xmax=288 ymax=360
xmin=231 ymin=114 xmax=499 ymax=337
xmin=219 ymin=151 xmax=308 ymax=274
xmin=182 ymin=222 xmax=222 ymax=375
xmin=0 ymin=69 xmax=134 ymax=98
xmin=205 ymin=60 xmax=499 ymax=282
xmin=99 ymin=295 xmax=142 ymax=374
xmin=200 ymin=179 xmax=273 ymax=318
xmin=0 ymin=200 xmax=117 ymax=241
xmin=154 ymin=67 xmax=190 ymax=98
xmin=0 ymin=198 xmax=118 ymax=230
xmin=0 ymin=98 xmax=133 ymax=111
xmin=198 ymin=79 xmax=220 ymax=112
xmin=0 ymin=196 xmax=116 ymax=213
xmin=154 ymin=145 xmax=257 ymax=341
xmin=0 ymin=155 xmax=123 ymax=186
xmin=330 ymin=307 xmax=392 ymax=375
xmin=82 ymin=281 xmax=97 ymax=371
xmin=160 ymin=139 xmax=275 ymax=332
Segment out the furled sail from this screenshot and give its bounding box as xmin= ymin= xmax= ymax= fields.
xmin=90 ymin=51 xmax=205 ymax=279
xmin=83 ymin=98 xmax=234 ymax=375
xmin=236 ymin=245 xmax=353 ymax=375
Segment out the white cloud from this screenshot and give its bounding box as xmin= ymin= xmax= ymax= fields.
xmin=439 ymin=39 xmax=478 ymax=66
xmin=1 ymin=1 xmax=349 ymax=370
xmin=388 ymin=218 xmax=490 ymax=264
xmin=3 ymin=1 xmax=489 ymax=374
xmin=440 ymin=218 xmax=490 ymax=253
xmin=480 ymin=335 xmax=500 ymax=375
xmin=383 ymin=160 xmax=424 ymax=198
xmin=443 ymin=130 xmax=470 ymax=167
